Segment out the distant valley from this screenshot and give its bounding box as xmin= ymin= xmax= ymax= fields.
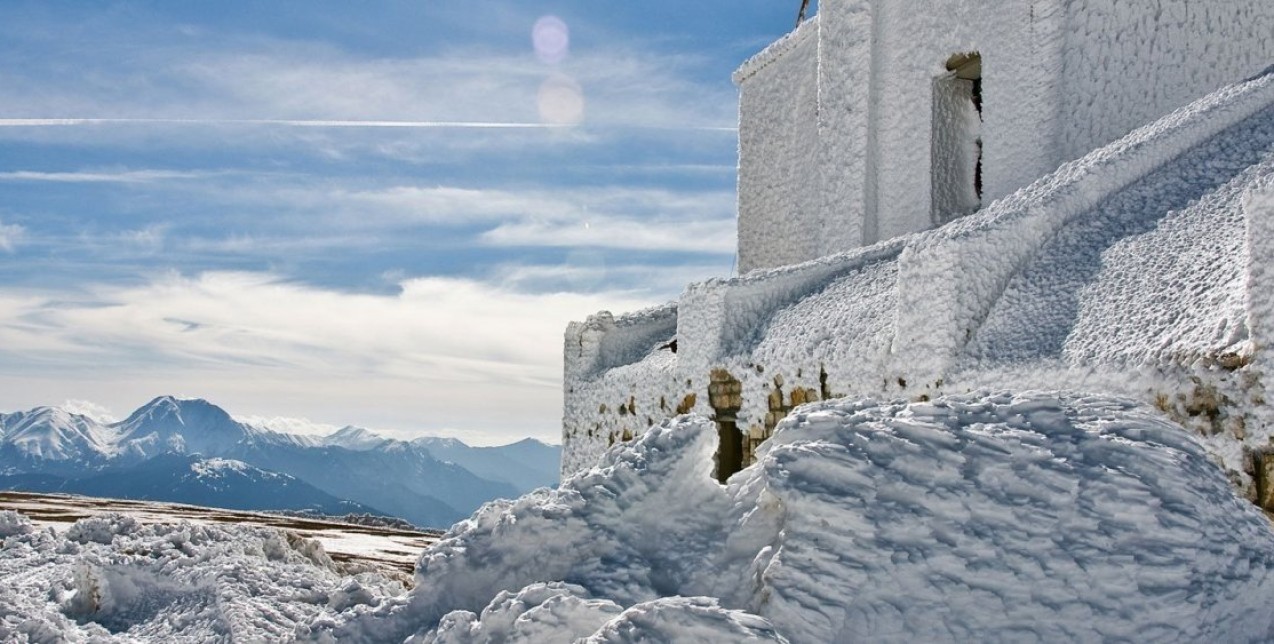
xmin=0 ymin=396 xmax=561 ymax=529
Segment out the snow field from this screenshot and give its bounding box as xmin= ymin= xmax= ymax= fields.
xmin=313 ymin=391 xmax=1274 ymax=642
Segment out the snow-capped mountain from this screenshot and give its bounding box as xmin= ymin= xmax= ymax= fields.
xmin=321 ymin=426 xmax=392 ymax=451
xmin=115 ymin=396 xmax=245 ymax=459
xmin=0 ymin=396 xmax=560 ymax=529
xmin=0 ymin=407 xmax=116 ymax=475
xmin=114 ymin=396 xmax=313 ymax=461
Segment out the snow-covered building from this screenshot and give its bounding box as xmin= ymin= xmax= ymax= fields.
xmin=737 ymin=0 xmax=1273 ymax=272
xmin=563 ymin=0 xmax=1274 ymax=507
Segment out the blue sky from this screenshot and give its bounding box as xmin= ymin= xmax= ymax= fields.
xmin=0 ymin=1 xmax=805 ymax=443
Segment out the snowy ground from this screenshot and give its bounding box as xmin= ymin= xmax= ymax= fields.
xmin=0 ymin=492 xmax=439 ymax=577
xmin=3 ymin=391 xmax=1272 ymax=642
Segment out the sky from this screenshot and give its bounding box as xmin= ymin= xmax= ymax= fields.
xmin=0 ymin=1 xmax=807 ymax=444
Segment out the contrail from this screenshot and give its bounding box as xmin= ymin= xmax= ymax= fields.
xmin=0 ymin=117 xmax=562 ymax=129
xmin=0 ymin=117 xmax=736 ymax=132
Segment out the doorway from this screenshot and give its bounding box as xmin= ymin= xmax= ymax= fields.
xmin=931 ymin=51 xmax=982 ymax=226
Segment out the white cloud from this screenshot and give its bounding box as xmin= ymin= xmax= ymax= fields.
xmin=482 ymin=217 xmax=735 ymax=253
xmin=234 ymin=415 xmax=338 ymax=437
xmin=164 ymin=182 xmax=737 ymax=254
xmin=0 ymin=271 xmax=659 ymax=441
xmin=59 ymin=399 xmax=119 ymax=423
xmin=0 ymin=220 xmax=23 ymax=252
xmin=0 ymin=37 xmax=735 ymax=134
xmin=330 ymin=184 xmax=735 ymax=228
xmin=0 ymin=169 xmax=218 ymax=183
xmin=491 ymin=259 xmax=728 ymax=296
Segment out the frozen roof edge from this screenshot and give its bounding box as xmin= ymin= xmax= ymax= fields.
xmin=576 ymin=300 xmax=679 ymax=331
xmin=733 ymin=15 xmax=819 ymax=85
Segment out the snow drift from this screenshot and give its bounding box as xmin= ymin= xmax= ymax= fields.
xmin=0 ymin=511 xmax=405 ymax=641
xmin=307 ymin=391 xmax=1274 ymax=643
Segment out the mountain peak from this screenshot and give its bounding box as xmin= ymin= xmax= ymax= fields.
xmin=323 ymin=426 xmax=391 ymax=451
xmin=114 ymin=396 xmax=245 ymax=459
xmin=411 ymin=435 xmax=467 ymax=450
xmin=1 ymin=405 xmax=114 ymax=462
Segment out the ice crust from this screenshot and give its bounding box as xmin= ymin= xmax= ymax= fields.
xmin=308 ymin=392 xmax=1274 ymax=643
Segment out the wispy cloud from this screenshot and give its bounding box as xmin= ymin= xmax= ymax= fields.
xmin=235 ymin=414 xmax=338 ymax=437
xmin=0 ymin=220 xmax=24 ymax=252
xmin=125 ymin=182 xmax=737 ymax=255
xmin=491 ymin=260 xmax=727 ymax=295
xmin=59 ymin=399 xmax=119 ymax=424
xmin=483 ymin=218 xmax=735 ymax=253
xmin=0 ymin=39 xmax=735 ymax=135
xmin=0 ymin=169 xmax=220 ymax=183
xmin=328 ymin=185 xmax=735 ymax=229
xmin=0 ymin=271 xmax=659 ymax=439
xmin=0 ymin=118 xmax=567 ymax=129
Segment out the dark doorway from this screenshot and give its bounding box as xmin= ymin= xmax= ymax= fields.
xmin=715 ymin=419 xmax=744 ymax=483
xmin=932 ymin=52 xmax=983 ymax=226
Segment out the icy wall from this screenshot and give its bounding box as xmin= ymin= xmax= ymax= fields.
xmin=565 ymin=69 xmax=1274 ymax=505
xmin=1059 ymin=0 xmax=1274 ymax=164
xmin=735 ymin=0 xmax=1274 ymax=272
xmin=735 ymin=18 xmax=821 ymax=273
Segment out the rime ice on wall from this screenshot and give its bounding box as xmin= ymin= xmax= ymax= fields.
xmin=564 ymin=69 xmax=1274 ymax=502
xmin=1059 ymin=0 xmax=1274 ymax=164
xmin=735 ymin=18 xmax=821 ymax=273
xmin=735 ymin=0 xmax=1274 ymax=272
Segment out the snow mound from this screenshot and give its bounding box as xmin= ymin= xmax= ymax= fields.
xmin=65 ymin=513 xmax=142 ymax=545
xmin=0 ymin=516 xmax=402 ymax=642
xmin=314 ymin=391 xmax=1274 ymax=643
xmin=0 ymin=510 xmax=33 ymax=538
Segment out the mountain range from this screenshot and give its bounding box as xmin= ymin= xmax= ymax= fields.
xmin=0 ymin=396 xmax=561 ymax=528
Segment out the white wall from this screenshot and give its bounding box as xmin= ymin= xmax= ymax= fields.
xmin=736 ymin=20 xmax=821 ymax=273
xmin=1058 ymin=0 xmax=1274 ymax=163
xmin=734 ymin=0 xmax=1274 ymax=272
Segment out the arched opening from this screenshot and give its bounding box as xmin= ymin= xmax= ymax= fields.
xmin=931 ymin=51 xmax=983 ymax=226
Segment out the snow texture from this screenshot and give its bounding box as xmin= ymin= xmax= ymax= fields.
xmin=736 ymin=0 xmax=1273 ymax=272
xmin=0 ymin=513 xmax=405 ymax=642
xmin=312 ymin=392 xmax=1274 ymax=643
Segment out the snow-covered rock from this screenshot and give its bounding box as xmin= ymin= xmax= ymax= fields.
xmin=0 ymin=514 xmax=405 ymax=642
xmin=310 ymin=391 xmax=1274 ymax=643
xmin=0 ymin=510 xmax=33 ymax=538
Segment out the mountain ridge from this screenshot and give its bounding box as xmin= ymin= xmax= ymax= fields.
xmin=0 ymin=396 xmax=561 ymax=529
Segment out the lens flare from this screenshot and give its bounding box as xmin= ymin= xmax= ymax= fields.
xmin=537 ymin=74 xmax=584 ymax=125
xmin=532 ymin=15 xmax=570 ymax=65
